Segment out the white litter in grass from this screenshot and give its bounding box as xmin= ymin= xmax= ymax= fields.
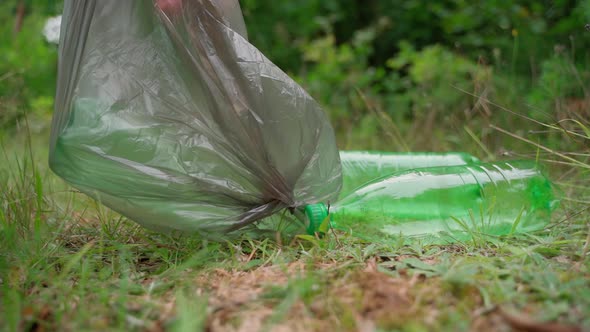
xmin=43 ymin=15 xmax=62 ymax=44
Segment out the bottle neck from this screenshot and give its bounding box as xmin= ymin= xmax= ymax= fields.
xmin=304 ymin=203 xmax=329 ymax=235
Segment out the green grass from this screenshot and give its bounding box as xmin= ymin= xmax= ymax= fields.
xmin=1 ymin=118 xmax=589 ymax=332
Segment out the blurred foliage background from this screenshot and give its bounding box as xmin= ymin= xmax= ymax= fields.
xmin=1 ymin=0 xmax=589 ymax=155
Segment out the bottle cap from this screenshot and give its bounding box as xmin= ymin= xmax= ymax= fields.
xmin=304 ymin=203 xmax=329 ymax=235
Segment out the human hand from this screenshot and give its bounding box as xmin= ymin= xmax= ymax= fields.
xmin=156 ymin=0 xmax=182 ymax=15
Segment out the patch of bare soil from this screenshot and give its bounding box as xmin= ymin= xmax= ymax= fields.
xmin=199 ymin=262 xmax=314 ymax=332
xmin=163 ymin=258 xmax=583 ymax=332
xmin=191 ymin=258 xmax=434 ymax=331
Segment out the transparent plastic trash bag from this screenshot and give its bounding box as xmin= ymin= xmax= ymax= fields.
xmin=49 ymin=0 xmax=342 ymax=236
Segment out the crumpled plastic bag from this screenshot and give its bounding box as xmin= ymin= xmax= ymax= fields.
xmin=49 ymin=0 xmax=342 ymax=236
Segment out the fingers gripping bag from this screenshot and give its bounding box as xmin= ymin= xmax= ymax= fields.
xmin=49 ymin=0 xmax=342 ymax=237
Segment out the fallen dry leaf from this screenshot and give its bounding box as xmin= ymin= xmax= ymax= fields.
xmin=495 ymin=307 xmax=582 ymax=332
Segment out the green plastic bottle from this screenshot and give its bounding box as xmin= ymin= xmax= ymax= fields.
xmin=305 ymin=161 xmax=558 ymax=243
xmin=339 ymin=151 xmax=480 ymax=197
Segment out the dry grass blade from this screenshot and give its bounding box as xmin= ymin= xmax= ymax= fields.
xmin=355 ymin=88 xmax=410 ymax=151
xmin=464 ymin=125 xmax=495 ymax=160
xmin=454 ymin=87 xmax=590 ymax=141
xmin=490 ymin=125 xmax=590 ymax=170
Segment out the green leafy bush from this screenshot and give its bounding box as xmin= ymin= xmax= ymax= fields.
xmin=240 ymin=0 xmax=589 ymax=146
xmin=386 ymin=42 xmax=492 ymax=118
xmin=242 ymin=1 xmax=590 ymax=76
xmin=527 ymin=50 xmax=589 ymax=121
xmin=0 ymin=1 xmax=61 ymax=129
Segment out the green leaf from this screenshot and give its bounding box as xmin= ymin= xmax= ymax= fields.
xmin=318 ymin=214 xmax=331 ymax=234
xmin=509 ymin=206 xmax=526 ymax=235
xmin=295 ymin=234 xmax=320 ymax=247
xmin=402 ymin=257 xmax=441 ymax=276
